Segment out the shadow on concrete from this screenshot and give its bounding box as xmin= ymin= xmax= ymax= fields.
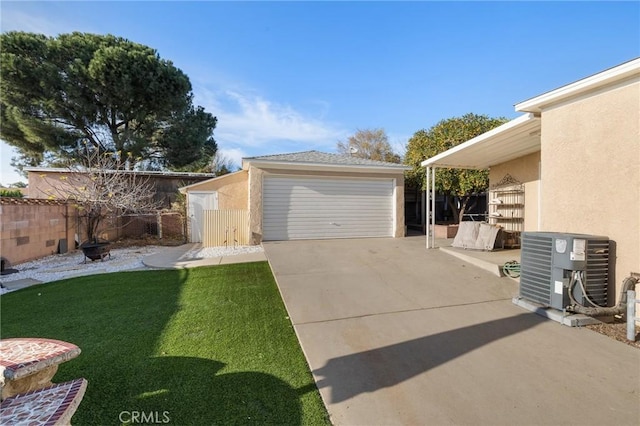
xmin=314 ymin=313 xmax=544 ymax=403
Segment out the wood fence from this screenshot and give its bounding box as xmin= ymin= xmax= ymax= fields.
xmin=203 ymin=210 xmax=249 ymax=247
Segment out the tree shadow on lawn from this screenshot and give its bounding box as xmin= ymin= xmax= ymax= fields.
xmin=0 ymin=266 xmax=318 ymax=425
xmin=112 ymin=355 xmax=312 ymax=425
xmin=0 ymin=268 xmax=178 ymax=422
xmin=314 ymin=313 xmax=544 ymax=404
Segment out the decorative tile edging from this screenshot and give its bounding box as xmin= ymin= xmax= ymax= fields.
xmin=0 ymin=338 xmax=81 ymax=380
xmin=0 ymin=378 xmax=87 ymax=426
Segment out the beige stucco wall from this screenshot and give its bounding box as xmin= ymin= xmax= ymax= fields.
xmin=248 ymin=166 xmax=406 ymax=244
xmin=539 ymin=76 xmax=640 ymax=299
xmin=28 ymin=171 xmax=76 ymax=200
xmin=185 ymin=171 xmax=249 ymax=210
xmin=29 ymin=170 xmax=212 ymax=208
xmin=248 ymin=167 xmax=265 ymax=244
xmin=490 ymin=151 xmax=541 ymax=232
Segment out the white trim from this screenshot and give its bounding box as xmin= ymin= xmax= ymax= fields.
xmin=179 ymin=170 xmax=246 ymax=193
xmin=516 ymin=58 xmax=640 ymax=113
xmin=431 ymin=166 xmax=435 ymax=248
xmin=420 ymin=113 xmax=540 ymax=169
xmin=426 ymin=166 xmax=430 ymax=249
xmin=392 ymin=177 xmax=397 ymax=235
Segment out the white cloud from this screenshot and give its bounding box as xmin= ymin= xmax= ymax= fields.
xmin=193 ymin=85 xmax=348 ymax=157
xmin=0 ymin=7 xmax=83 ymax=36
xmin=0 ymin=142 xmax=25 ymax=185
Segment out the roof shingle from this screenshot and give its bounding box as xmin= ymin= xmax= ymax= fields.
xmin=243 ymin=150 xmax=407 ymax=168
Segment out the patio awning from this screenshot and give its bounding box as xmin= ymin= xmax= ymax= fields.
xmin=420 ymin=113 xmax=541 ymax=170
xmin=420 ymin=113 xmax=540 ymax=249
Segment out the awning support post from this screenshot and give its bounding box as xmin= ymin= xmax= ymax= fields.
xmin=431 ymin=166 xmax=436 ymax=248
xmin=426 ymin=166 xmax=430 ymax=249
xmin=425 ymin=166 xmax=437 ymax=249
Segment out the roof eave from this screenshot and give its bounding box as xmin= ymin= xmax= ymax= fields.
xmin=243 ymin=159 xmax=410 ymax=174
xmin=179 ymin=170 xmax=246 ymax=193
xmin=420 ymin=113 xmax=539 ymax=169
xmin=516 ymin=57 xmax=640 ymax=113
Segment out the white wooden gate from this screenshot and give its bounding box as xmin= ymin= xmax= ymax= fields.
xmin=187 ymin=191 xmax=218 ymax=242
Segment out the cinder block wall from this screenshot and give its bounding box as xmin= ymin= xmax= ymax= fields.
xmin=0 ymin=199 xmax=76 ymax=267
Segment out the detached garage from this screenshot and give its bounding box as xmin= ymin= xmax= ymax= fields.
xmin=262 ymin=175 xmax=395 ymax=240
xmin=181 ymin=150 xmax=409 ymax=245
xmin=246 ymin=151 xmax=408 ymax=243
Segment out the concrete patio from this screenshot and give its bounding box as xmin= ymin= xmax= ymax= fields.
xmin=264 ymin=236 xmax=639 ymax=425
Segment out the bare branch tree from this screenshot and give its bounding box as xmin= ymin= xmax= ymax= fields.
xmin=210 ymin=151 xmax=237 ymax=176
xmin=337 ymin=128 xmax=401 ymax=163
xmin=43 ymin=145 xmax=161 ymax=242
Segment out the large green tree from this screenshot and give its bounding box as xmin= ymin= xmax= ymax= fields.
xmin=0 ymin=31 xmax=217 ymax=171
xmin=405 ymin=113 xmax=508 ymax=223
xmin=158 ymin=105 xmax=218 ymax=171
xmin=337 ymin=128 xmax=401 ymax=163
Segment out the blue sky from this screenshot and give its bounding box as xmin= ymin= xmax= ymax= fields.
xmin=1 ymin=1 xmax=638 ymax=185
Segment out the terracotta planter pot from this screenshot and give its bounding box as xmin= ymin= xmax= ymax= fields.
xmin=431 ymin=224 xmax=459 ymax=239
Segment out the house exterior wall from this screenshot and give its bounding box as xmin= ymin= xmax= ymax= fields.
xmin=184 ymin=171 xmax=248 ymax=210
xmin=539 ymin=76 xmax=640 ymax=299
xmin=28 ymin=171 xmax=213 ymax=208
xmin=489 ymin=151 xmax=541 ymax=232
xmin=248 ymin=167 xmax=265 ymax=244
xmin=248 ymin=166 xmax=405 ymax=244
xmin=28 ymin=171 xmax=75 ymax=200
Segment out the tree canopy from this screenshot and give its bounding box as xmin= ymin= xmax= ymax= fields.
xmin=405 ymin=113 xmax=508 ymax=222
xmin=0 ymin=31 xmax=217 ymax=172
xmin=337 ymin=128 xmax=401 ymax=163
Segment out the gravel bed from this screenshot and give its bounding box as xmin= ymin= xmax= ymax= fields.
xmin=0 ymin=244 xmax=265 ymax=294
xmin=0 ymin=246 xmax=160 ymax=289
xmin=180 ymin=245 xmax=264 ymax=260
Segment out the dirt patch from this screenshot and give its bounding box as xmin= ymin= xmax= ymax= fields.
xmin=108 ymin=236 xmax=185 ymax=250
xmin=585 ymin=319 xmax=640 ymax=349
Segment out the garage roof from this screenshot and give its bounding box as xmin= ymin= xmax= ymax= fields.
xmin=244 ymin=150 xmax=410 ymax=173
xmin=420 ymin=113 xmax=541 ymax=170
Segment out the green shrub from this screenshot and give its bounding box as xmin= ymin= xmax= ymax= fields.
xmin=0 ymin=189 xmax=24 ymax=198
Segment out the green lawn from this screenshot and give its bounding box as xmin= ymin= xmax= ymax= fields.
xmin=0 ymin=262 xmax=330 ymax=425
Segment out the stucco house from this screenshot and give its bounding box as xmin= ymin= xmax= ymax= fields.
xmin=421 ymin=58 xmax=639 ymax=301
xmin=180 ymin=151 xmax=410 ymax=244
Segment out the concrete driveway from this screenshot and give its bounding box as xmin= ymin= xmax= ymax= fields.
xmin=264 ymin=236 xmax=640 ymax=426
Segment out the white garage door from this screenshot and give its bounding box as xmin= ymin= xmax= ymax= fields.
xmin=263 ymin=176 xmax=394 ymax=241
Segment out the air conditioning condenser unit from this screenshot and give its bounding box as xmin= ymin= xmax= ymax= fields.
xmin=519 ymin=232 xmax=609 ymax=311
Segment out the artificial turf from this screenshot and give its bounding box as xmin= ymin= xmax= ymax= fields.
xmin=0 ymin=262 xmax=330 ymax=425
